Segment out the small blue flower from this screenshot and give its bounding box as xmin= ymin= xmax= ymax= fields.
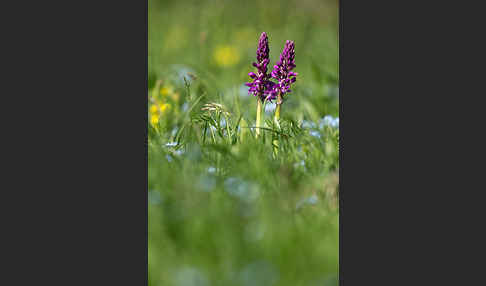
xmin=220 ymin=117 xmax=227 ymax=127
xmin=293 ymin=160 xmax=306 ymax=169
xmin=319 ymin=115 xmax=339 ymax=129
xmin=309 ymin=130 xmax=321 ymax=138
xmin=224 ymin=177 xmax=260 ymax=203
xmin=296 ymin=195 xmax=319 ymax=210
xmin=301 ymin=120 xmax=316 ymax=129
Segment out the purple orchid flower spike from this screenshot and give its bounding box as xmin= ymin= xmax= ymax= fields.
xmin=271 ymin=40 xmax=297 ymax=103
xmin=245 ymin=32 xmax=276 ymax=102
xmin=271 ymin=40 xmax=297 ymax=154
xmin=246 ymin=32 xmax=276 ymax=138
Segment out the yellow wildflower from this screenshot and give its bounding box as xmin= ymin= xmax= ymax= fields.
xmin=213 ymin=45 xmax=240 ymax=67
xmin=160 ymin=85 xmax=174 ymax=96
xmin=150 ymin=105 xmax=159 ymax=114
xmin=150 ymin=114 xmax=160 ymax=126
xmin=149 ymin=101 xmax=171 ymax=127
xmin=160 ymin=103 xmax=171 ymax=112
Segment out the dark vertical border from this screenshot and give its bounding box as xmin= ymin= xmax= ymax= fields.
xmin=339 ymin=0 xmax=435 ymax=284
xmin=144 ymin=0 xmax=149 ymax=283
xmin=21 ymin=0 xmax=150 ymax=284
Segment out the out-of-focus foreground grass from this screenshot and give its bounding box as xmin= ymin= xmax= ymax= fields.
xmin=149 ymin=0 xmax=339 ymax=285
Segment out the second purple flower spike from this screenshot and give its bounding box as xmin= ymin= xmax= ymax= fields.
xmin=271 ymin=40 xmax=297 ymax=103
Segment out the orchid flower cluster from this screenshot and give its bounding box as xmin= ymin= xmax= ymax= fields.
xmin=245 ymin=32 xmax=297 ymax=138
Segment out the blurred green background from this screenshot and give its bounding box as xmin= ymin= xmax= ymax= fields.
xmin=149 ymin=0 xmax=339 ymax=285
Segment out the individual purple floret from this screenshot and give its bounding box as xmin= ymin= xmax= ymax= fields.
xmin=271 ymin=40 xmax=297 ymax=102
xmin=246 ymin=32 xmax=276 ymax=101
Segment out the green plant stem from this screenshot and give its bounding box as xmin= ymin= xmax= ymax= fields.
xmin=273 ymin=92 xmax=283 ymax=154
xmin=256 ymin=98 xmax=262 ymax=138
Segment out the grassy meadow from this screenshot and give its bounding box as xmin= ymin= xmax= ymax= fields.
xmin=148 ymin=0 xmax=339 ymax=285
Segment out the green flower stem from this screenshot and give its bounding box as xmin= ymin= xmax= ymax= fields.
xmin=273 ymin=92 xmax=282 ymax=154
xmin=256 ymin=98 xmax=262 ymax=138
xmin=275 ymin=104 xmax=281 ymax=123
